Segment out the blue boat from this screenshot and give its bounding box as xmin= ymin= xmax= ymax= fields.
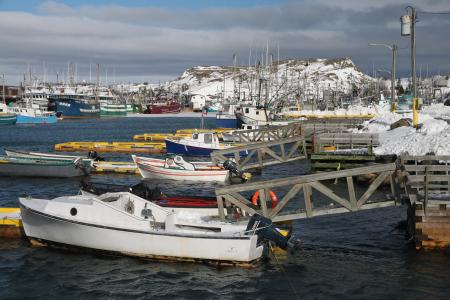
xmin=0 ymin=104 xmax=57 ymax=124
xmin=216 ymin=112 xmax=238 ymax=128
xmin=165 ymin=132 xmax=247 ymax=157
xmin=49 ymin=95 xmax=100 ymax=118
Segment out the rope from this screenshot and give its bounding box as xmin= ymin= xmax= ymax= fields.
xmin=269 ymin=244 xmax=300 ymax=300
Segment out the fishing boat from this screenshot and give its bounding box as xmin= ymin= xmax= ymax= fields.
xmin=144 ymin=101 xmax=181 ymax=114
xmin=221 ymin=124 xmax=261 ymax=142
xmin=48 ymin=94 xmax=100 ymax=118
xmin=0 ymin=156 xmax=90 ymax=178
xmin=0 ymin=113 xmax=17 ymax=125
xmin=0 ymin=103 xmax=57 ymax=124
xmin=165 ymin=132 xmax=247 ymax=157
xmin=132 ymin=155 xmax=230 ymax=183
xmin=80 ymin=181 xmax=223 ymax=216
xmin=19 ymin=193 xmax=291 ymax=264
xmin=100 ymin=103 xmax=127 ymax=117
xmin=216 ymin=104 xmax=239 ymax=128
xmin=235 ymin=105 xmax=270 ymax=127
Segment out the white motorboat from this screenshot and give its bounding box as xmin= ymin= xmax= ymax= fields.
xmin=132 ymin=155 xmax=230 ymax=183
xmin=19 ymin=192 xmax=291 ymax=264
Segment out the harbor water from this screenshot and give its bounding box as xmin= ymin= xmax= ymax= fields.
xmin=1 ymin=117 xmax=450 ymax=299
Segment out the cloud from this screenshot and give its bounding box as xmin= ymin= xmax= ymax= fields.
xmin=0 ymin=0 xmax=449 ymax=84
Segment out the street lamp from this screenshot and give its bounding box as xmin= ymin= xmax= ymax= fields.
xmin=368 ymin=43 xmax=398 ymax=111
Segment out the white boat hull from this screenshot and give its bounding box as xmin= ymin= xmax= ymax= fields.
xmin=133 ymin=156 xmax=229 ymax=183
xmin=20 ymin=197 xmax=262 ymax=263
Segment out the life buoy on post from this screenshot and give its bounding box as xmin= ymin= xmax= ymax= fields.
xmin=251 ymin=190 xmax=278 ymax=209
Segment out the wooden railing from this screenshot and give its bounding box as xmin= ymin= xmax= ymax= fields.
xmin=211 ymin=136 xmax=307 ymax=171
xmin=229 ymin=123 xmax=302 ymax=143
xmin=215 ymin=163 xmax=398 ymax=221
xmin=314 ymin=132 xmax=380 ymax=154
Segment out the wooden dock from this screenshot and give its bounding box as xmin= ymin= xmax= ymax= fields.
xmin=402 ymin=155 xmax=450 ymax=251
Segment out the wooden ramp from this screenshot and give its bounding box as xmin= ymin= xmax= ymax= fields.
xmin=211 ymin=136 xmax=307 ymax=171
xmin=215 ymin=163 xmax=398 ymax=222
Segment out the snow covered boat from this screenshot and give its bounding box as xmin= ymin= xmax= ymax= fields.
xmin=165 ymin=132 xmax=248 ymax=157
xmin=19 ymin=193 xmax=291 ymax=264
xmin=132 ymin=155 xmax=230 ymax=182
xmin=0 ymin=156 xmax=90 ymax=178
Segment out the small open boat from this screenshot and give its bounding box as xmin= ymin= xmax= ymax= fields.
xmin=132 ymin=155 xmax=230 ymax=182
xmin=0 ymin=156 xmax=90 ymax=178
xmin=19 ymin=193 xmax=291 ymax=264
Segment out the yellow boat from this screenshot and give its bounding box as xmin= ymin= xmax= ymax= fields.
xmin=55 ymin=141 xmax=166 ymax=154
xmin=92 ymin=161 xmax=139 ymax=175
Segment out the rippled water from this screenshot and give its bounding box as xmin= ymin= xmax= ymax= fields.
xmin=1 ymin=117 xmax=450 ymax=299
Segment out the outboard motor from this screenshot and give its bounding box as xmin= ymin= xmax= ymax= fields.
xmin=246 ymin=214 xmax=298 ymax=250
xmin=223 ymin=160 xmax=251 ymax=182
xmin=129 ymin=182 xmax=162 ymax=200
xmin=87 ymin=151 xmax=105 ymax=161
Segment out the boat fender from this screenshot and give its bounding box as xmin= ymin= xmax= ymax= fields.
xmin=251 ymin=190 xmax=278 ymax=209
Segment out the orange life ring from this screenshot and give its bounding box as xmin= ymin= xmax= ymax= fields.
xmin=251 ymin=190 xmax=278 ymax=209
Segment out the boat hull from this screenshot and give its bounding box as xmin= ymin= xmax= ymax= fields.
xmin=0 ymin=160 xmax=88 ymax=178
xmin=144 ymin=102 xmax=181 ymax=114
xmin=165 ymin=139 xmax=247 ymax=157
xmin=20 ymin=202 xmax=262 ymax=263
xmin=216 ymin=113 xmax=238 ymax=128
xmin=0 ymin=114 xmax=17 ymax=125
xmin=51 ymin=97 xmax=100 ymax=118
xmin=16 ymin=114 xmax=57 ymax=124
xmin=100 ymin=104 xmax=127 ymax=117
xmin=134 ymin=157 xmax=229 ymax=182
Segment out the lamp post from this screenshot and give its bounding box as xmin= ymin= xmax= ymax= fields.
xmin=368 ymin=43 xmax=398 ymax=111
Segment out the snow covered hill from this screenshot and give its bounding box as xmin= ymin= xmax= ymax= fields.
xmin=164 ymin=57 xmax=372 ymax=101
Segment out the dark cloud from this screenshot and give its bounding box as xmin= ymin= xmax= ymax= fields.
xmin=0 ymin=0 xmax=449 ymax=84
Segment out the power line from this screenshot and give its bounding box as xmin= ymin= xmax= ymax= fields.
xmin=418 ymin=10 xmax=450 ymax=15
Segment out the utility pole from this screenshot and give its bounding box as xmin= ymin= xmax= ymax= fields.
xmin=401 ymin=6 xmax=418 ymax=126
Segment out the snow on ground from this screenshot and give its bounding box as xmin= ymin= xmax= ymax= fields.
xmin=357 ymin=104 xmax=450 ymax=156
xmin=422 ymin=103 xmax=450 ymax=120
xmin=283 ymin=104 xmax=390 ymax=117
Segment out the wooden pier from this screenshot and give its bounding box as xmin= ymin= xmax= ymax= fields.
xmin=401 ymin=155 xmax=450 ymax=250
xmin=54 ymin=141 xmax=166 ymax=154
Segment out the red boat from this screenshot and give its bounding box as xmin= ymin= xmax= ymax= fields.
xmin=144 ymin=101 xmax=181 ymax=114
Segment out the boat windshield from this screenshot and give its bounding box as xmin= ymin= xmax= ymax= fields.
xmin=192 ymin=133 xmax=198 ymax=140
xmin=204 ymin=134 xmax=212 ymax=144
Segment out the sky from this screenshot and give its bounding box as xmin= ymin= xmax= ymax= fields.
xmin=0 ymin=0 xmax=450 ymax=85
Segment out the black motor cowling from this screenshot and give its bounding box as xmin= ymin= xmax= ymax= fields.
xmin=223 ymin=160 xmax=241 ymax=176
xmin=246 ymin=214 xmax=295 ymax=250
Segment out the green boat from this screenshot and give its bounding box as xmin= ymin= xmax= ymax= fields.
xmin=100 ymin=103 xmax=127 ymax=117
xmin=0 ymin=156 xmax=91 ymax=178
xmin=0 ymin=113 xmax=17 ymax=125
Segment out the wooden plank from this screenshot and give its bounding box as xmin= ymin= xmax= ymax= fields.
xmin=269 ymin=184 xmax=303 ymax=218
xmin=303 ymin=184 xmax=313 ymax=217
xmin=357 ymin=171 xmax=391 ymax=208
xmin=223 ymin=193 xmax=257 ymax=216
xmin=216 ymin=196 xmax=226 ymax=220
xmin=216 ymin=163 xmax=397 ymax=195
xmin=347 ymin=176 xmax=357 ymax=210
xmin=309 ymin=181 xmax=352 ymax=210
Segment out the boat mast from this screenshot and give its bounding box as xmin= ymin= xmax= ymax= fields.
xmin=2 ymin=74 xmax=5 ymax=105
xmin=95 ymin=64 xmax=100 ymax=104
